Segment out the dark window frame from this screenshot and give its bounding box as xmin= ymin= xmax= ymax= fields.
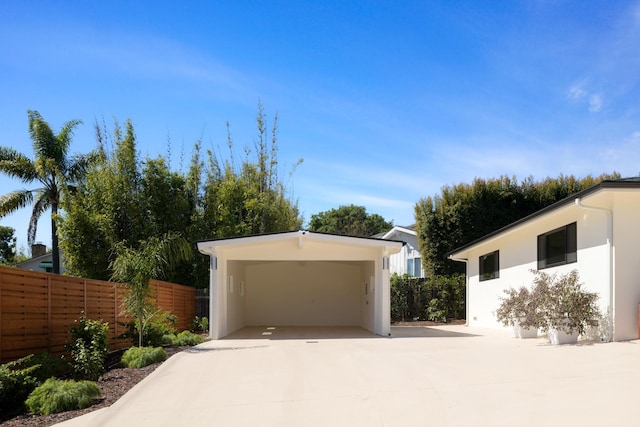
xmin=479 ymin=250 xmax=499 ymax=281
xmin=537 ymin=222 xmax=577 ymax=270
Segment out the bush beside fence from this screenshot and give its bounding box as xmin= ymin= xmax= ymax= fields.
xmin=0 ymin=266 xmax=195 ymax=363
xmin=390 ymin=273 xmax=466 ymax=322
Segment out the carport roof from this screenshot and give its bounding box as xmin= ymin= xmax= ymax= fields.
xmin=197 ymin=230 xmax=404 ymax=255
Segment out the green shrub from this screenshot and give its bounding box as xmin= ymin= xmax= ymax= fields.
xmin=161 ymin=333 xmax=177 ymax=345
xmin=0 ymin=355 xmax=40 ymax=413
xmin=66 ymin=313 xmax=109 ymax=381
xmin=390 ymin=273 xmax=466 ymax=322
xmin=25 ymin=378 xmax=100 ymax=415
xmin=121 ymin=347 xmax=167 ymax=368
xmin=28 ymin=352 xmax=69 ymax=380
xmin=120 ymin=311 xmax=177 ymax=347
xmin=190 ymin=316 xmax=209 ymax=333
xmin=174 ymin=330 xmax=205 ymax=346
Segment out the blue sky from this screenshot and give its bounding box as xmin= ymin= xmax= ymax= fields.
xmin=1 ymin=1 xmax=639 ymax=252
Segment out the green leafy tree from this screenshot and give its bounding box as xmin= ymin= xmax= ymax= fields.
xmin=307 ymin=204 xmax=393 ymax=237
xmin=199 ymin=105 xmax=303 ymax=240
xmin=415 ymin=173 xmax=620 ymax=276
xmin=0 ymin=225 xmax=16 ymax=265
xmin=110 ymin=232 xmax=192 ymax=347
xmin=0 ymin=111 xmax=99 ymax=273
xmin=60 ymin=105 xmax=302 ymax=287
xmin=58 ymin=120 xmax=150 ymax=280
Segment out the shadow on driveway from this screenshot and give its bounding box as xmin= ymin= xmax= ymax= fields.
xmin=218 ymin=325 xmax=480 ymax=340
xmin=390 ymin=326 xmax=480 ymax=338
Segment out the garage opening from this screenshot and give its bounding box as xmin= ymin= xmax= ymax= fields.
xmin=225 ymin=260 xmax=375 ymax=335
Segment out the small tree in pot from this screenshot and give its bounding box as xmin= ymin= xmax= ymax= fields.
xmin=532 ymin=269 xmax=600 ymax=344
xmin=496 ymin=286 xmax=540 ymax=338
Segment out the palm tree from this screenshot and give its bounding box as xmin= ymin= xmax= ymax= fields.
xmin=0 ymin=110 xmax=100 ymax=274
xmin=110 ymin=232 xmax=192 ymax=347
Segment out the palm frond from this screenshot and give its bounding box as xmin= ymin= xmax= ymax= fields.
xmin=28 ymin=110 xmax=58 ymax=159
xmin=28 ymin=110 xmax=81 ymax=170
xmin=0 ymin=190 xmax=34 ymax=217
xmin=66 ymin=150 xmax=102 ymax=183
xmin=0 ymin=146 xmax=38 ymax=182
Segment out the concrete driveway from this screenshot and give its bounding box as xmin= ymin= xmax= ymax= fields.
xmin=58 ymin=325 xmax=640 ymax=426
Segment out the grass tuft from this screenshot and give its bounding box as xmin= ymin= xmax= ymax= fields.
xmin=121 ymin=346 xmax=167 ymax=368
xmin=25 ymin=378 xmax=100 ymax=415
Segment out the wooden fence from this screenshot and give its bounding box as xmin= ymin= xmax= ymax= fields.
xmin=0 ymin=266 xmax=195 ymax=363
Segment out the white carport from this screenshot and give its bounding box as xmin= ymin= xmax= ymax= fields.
xmin=197 ymin=230 xmax=403 ymax=339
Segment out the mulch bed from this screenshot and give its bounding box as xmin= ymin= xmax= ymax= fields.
xmin=1 ymin=346 xmax=187 ymax=427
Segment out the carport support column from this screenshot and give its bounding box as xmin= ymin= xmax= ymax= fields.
xmin=375 ymin=252 xmax=391 ymax=337
xmin=209 ymin=254 xmax=228 ymax=340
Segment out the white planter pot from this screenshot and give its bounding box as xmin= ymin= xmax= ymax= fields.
xmin=513 ymin=322 xmax=538 ymax=339
xmin=547 ymin=327 xmax=578 ymax=345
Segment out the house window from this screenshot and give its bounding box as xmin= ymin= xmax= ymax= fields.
xmin=479 ymin=250 xmax=499 ymax=281
xmin=406 ymin=257 xmax=422 ymax=277
xmin=537 ymin=222 xmax=577 ymax=270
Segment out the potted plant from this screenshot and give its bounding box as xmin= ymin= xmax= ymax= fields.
xmin=495 ymin=286 xmax=539 ymax=338
xmin=532 ymin=269 xmax=600 ymax=345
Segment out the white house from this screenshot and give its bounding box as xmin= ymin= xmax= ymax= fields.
xmin=377 ymin=225 xmax=424 ymax=278
xmin=448 ymin=178 xmax=640 ymax=341
xmin=197 ymin=230 xmax=404 ymax=339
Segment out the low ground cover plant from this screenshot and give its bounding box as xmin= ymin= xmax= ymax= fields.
xmin=162 ymin=330 xmax=205 ymax=346
xmin=0 ymin=355 xmax=41 ymax=413
xmin=121 ymin=346 xmax=167 ymax=368
xmin=25 ymin=378 xmax=101 ymax=415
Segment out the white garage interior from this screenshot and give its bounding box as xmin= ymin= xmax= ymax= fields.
xmin=197 ymin=231 xmax=403 ymax=339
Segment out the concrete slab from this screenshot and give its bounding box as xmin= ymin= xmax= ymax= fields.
xmin=56 ymin=325 xmax=640 ymax=426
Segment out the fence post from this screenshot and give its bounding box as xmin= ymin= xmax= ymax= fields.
xmin=47 ymin=274 xmax=52 ymax=354
xmin=114 ymin=284 xmax=118 ymax=349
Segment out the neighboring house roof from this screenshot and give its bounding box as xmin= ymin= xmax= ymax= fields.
xmin=16 ymin=252 xmax=54 ymax=269
xmin=379 ymin=225 xmax=417 ymax=240
xmin=373 ymin=225 xmax=416 ymax=239
xmin=448 ymin=177 xmax=640 ymax=258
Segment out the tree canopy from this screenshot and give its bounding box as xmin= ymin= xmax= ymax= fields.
xmin=0 ymin=111 xmax=100 ymax=273
xmin=414 ymin=173 xmax=620 ymax=277
xmin=307 ymin=204 xmax=393 ymax=237
xmin=58 ymin=105 xmax=302 ymax=287
xmin=0 ymin=225 xmax=16 ymax=265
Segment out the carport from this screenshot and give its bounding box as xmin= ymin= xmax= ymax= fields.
xmin=197 ymin=230 xmax=403 ymax=339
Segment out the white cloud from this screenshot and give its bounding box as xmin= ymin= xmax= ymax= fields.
xmin=589 ymin=94 xmax=603 ymax=112
xmin=567 ymin=82 xmax=603 ymax=113
xmin=568 ymin=85 xmax=587 ymax=100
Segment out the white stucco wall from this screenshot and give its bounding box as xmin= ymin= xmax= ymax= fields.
xmin=610 ymin=191 xmax=640 ymax=340
xmin=465 ymin=206 xmax=608 ymax=328
xmin=360 ymin=261 xmax=376 ymax=332
xmin=453 ymin=188 xmax=640 ymax=341
xmin=226 ymin=261 xmax=246 ymax=336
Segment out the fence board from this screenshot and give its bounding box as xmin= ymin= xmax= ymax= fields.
xmin=0 ymin=266 xmax=196 ymax=363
